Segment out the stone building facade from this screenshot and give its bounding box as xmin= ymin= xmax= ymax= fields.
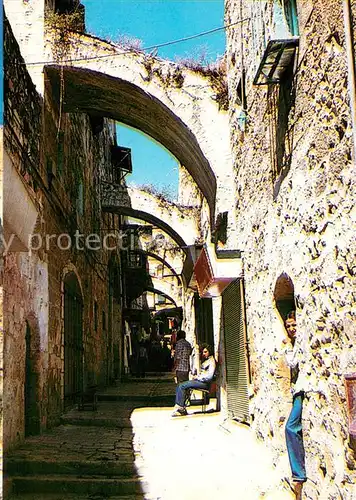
xmin=224 ymin=0 xmax=356 ymax=497
xmin=3 ymin=15 xmax=122 ymax=450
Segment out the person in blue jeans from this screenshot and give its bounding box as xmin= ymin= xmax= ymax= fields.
xmin=172 ymin=343 xmax=216 ymax=417
xmin=284 ymin=311 xmax=306 ymax=499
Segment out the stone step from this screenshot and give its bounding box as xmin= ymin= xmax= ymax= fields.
xmin=124 ymin=375 xmax=173 ymax=383
xmin=60 ymin=415 xmax=132 ymax=428
xmin=11 ymin=475 xmax=142 ymax=496
xmin=97 ymin=393 xmax=174 ymax=403
xmin=6 ymin=458 xmax=136 ymax=477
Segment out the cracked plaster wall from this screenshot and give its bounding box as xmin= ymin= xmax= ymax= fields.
xmin=226 ymin=0 xmax=356 ymax=497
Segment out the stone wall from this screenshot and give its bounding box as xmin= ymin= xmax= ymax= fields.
xmin=225 ymin=0 xmax=356 ymax=497
xmin=3 ymin=16 xmax=122 ymax=450
xmin=3 ymin=0 xmax=46 ymax=93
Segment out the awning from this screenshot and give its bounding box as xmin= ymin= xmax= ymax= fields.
xmin=181 ymin=244 xmax=203 ymax=290
xmin=193 ymin=247 xmax=241 ymax=298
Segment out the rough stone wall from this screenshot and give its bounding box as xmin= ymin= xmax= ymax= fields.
xmin=42 ymin=84 xmax=121 ymax=425
xmin=225 ymin=0 xmax=356 ymax=497
xmin=126 ymin=186 xmax=202 ymax=245
xmin=3 ymin=0 xmax=46 ymax=93
xmin=0 ymin=127 xmax=4 ymax=486
xmin=3 ymin=15 xmax=48 ymax=450
xmin=3 ymin=16 xmax=122 ymax=449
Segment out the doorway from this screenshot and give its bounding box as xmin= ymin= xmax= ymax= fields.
xmin=64 ymin=272 xmax=83 ymax=406
xmin=24 ymin=320 xmax=40 ymax=436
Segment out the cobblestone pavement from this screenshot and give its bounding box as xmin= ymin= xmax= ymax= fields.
xmin=6 ymin=375 xmax=294 ymax=499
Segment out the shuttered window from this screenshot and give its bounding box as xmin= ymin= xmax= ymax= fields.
xmin=222 ymin=279 xmax=250 ymax=423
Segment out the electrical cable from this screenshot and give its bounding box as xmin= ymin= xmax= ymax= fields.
xmin=25 ymin=18 xmax=250 ymax=66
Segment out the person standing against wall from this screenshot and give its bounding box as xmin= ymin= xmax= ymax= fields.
xmin=283 ymin=311 xmax=307 ymax=500
xmin=173 ymin=330 xmax=192 ymax=384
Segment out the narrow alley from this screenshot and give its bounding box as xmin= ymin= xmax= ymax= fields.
xmin=5 ymin=374 xmax=294 ymax=500
xmin=2 ymin=1 xmax=356 ymax=499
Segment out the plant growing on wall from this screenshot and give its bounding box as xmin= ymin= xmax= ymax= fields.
xmin=45 ymin=9 xmax=84 ymax=61
xmin=176 ymin=55 xmax=228 ymax=110
xmin=139 ymin=183 xmax=176 ymax=204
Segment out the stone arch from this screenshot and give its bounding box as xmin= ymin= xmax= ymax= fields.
xmin=102 ymin=185 xmax=201 ymax=249
xmin=138 ymin=249 xmax=182 ymax=285
xmin=61 ymin=263 xmax=84 ymax=298
xmin=273 ymin=272 xmax=296 ymax=322
xmin=150 ymin=276 xmax=182 ymax=306
xmin=146 ymin=287 xmax=178 ymax=308
xmin=105 ymin=206 xmax=189 ymax=250
xmin=45 ymin=59 xmax=221 ymax=223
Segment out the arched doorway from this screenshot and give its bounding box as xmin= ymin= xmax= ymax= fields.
xmin=24 ymin=319 xmax=40 ymax=436
xmin=64 ymin=272 xmax=83 ymax=406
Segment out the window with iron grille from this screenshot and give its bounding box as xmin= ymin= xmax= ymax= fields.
xmin=267 ymin=60 xmax=296 ymax=188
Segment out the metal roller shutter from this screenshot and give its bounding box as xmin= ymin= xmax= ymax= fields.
xmin=222 ymin=278 xmax=250 ymax=423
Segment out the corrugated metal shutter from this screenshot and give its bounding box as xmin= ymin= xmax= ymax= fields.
xmin=222 ymin=279 xmax=250 ymax=423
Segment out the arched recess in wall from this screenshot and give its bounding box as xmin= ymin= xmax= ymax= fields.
xmin=44 ymin=65 xmax=217 ymax=225
xmin=63 ymin=270 xmax=84 ymax=407
xmin=24 ymin=314 xmax=41 ymax=436
xmin=273 ymin=272 xmax=296 ymax=321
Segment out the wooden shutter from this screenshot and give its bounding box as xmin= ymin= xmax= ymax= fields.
xmin=222 ymin=279 xmax=250 ymax=422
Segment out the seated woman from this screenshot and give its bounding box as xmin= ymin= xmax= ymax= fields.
xmin=172 ymin=343 xmax=216 ymax=417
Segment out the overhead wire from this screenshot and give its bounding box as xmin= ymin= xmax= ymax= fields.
xmin=25 ymin=18 xmax=250 ymax=66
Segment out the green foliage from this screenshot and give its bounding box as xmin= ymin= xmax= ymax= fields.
xmin=45 ymin=9 xmax=84 ymax=61
xmin=45 ymin=9 xmax=84 ymax=33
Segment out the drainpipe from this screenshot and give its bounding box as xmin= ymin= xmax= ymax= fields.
xmin=343 ymin=0 xmax=356 ymax=160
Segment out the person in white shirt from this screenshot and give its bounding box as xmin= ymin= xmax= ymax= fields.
xmin=283 ymin=311 xmax=306 ymax=499
xmin=172 ymin=343 xmax=216 ymax=417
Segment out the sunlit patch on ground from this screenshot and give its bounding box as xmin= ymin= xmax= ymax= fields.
xmin=130 ymin=407 xmax=293 ymax=500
